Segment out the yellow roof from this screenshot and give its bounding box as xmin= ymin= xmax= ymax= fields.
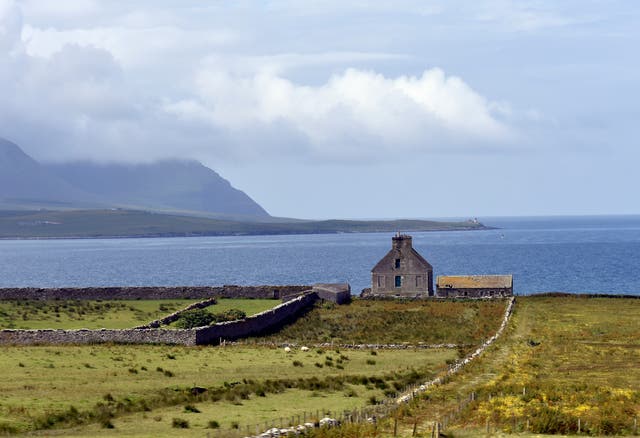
xmin=436 ymin=275 xmax=512 ymax=289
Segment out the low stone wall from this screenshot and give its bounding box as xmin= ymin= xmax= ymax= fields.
xmin=195 ymin=292 xmax=319 ymax=344
xmin=0 ymin=284 xmax=351 ymax=346
xmin=0 ymin=285 xmax=310 ymax=301
xmin=0 ymin=327 xmax=198 ymax=346
xmin=0 ymin=291 xmax=318 ymax=346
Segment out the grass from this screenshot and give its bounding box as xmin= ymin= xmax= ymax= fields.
xmin=0 ymin=299 xmax=195 ymax=329
xmin=0 ymin=344 xmax=456 ymax=434
xmin=254 ymin=298 xmax=507 ymax=345
xmin=0 ymin=298 xmax=279 ymax=330
xmin=357 ymin=296 xmax=640 ymax=437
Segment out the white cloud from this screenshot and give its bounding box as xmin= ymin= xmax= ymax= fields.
xmin=0 ymin=0 xmax=21 ymax=54
xmin=166 ymin=65 xmax=514 ymax=160
xmin=1 ymin=0 xmax=530 ymax=166
xmin=21 ymin=24 xmax=236 ymax=68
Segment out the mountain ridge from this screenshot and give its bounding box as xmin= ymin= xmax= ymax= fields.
xmin=0 ymin=138 xmax=269 ymax=218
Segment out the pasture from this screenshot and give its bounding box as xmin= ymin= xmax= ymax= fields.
xmin=0 ymin=344 xmax=455 ymax=434
xmin=0 ymin=298 xmax=278 ymax=329
xmin=364 ymin=296 xmax=640 ymax=437
xmin=0 ymin=297 xmax=511 ymax=435
xmin=256 ymin=298 xmax=507 ymax=345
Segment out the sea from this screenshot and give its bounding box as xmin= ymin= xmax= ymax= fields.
xmin=1 ymin=215 xmax=639 ymax=295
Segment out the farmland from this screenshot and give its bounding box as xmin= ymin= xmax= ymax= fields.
xmin=358 ymin=296 xmax=640 ymax=437
xmin=0 ymin=298 xmax=506 ymax=435
xmin=0 ymin=298 xmax=278 ymax=330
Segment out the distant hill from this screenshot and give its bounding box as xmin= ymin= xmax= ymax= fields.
xmin=0 ymin=138 xmax=97 ymax=208
xmin=0 ymin=137 xmax=269 ymax=218
xmin=46 ymin=161 xmax=269 ymax=218
xmin=0 ymin=209 xmax=491 ymax=239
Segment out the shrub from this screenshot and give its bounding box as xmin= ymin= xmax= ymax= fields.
xmin=184 ymin=404 xmax=200 ymax=413
xmin=174 ymin=309 xmax=215 ymax=328
xmin=293 ymin=360 xmax=303 ymax=367
xmin=231 ymin=421 xmax=240 ymax=429
xmin=163 ymin=370 xmax=174 ymax=377
xmin=213 ymin=309 xmax=247 ymax=323
xmin=366 ymin=359 xmax=376 ymax=365
xmin=208 ymin=420 xmax=220 ymax=429
xmin=172 ymin=417 xmax=189 ymax=428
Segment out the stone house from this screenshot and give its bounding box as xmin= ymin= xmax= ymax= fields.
xmin=370 ymin=234 xmax=434 ymax=296
xmin=436 ymin=275 xmax=513 ymax=298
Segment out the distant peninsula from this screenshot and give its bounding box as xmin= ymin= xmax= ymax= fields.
xmin=0 ymin=209 xmax=492 ymax=239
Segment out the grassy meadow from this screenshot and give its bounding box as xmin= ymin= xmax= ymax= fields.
xmin=0 ymin=298 xmax=278 ymax=329
xmin=358 ymin=296 xmax=640 ymax=437
xmin=0 ymin=344 xmax=456 ymax=434
xmin=0 ymin=297 xmax=516 ymax=435
xmin=255 ymin=298 xmax=507 ymax=345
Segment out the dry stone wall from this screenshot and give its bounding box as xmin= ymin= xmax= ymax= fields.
xmin=0 ymin=290 xmax=319 ymax=346
xmin=0 ymin=285 xmax=309 ymax=301
xmin=0 ymin=328 xmax=198 ymax=346
xmin=195 ymin=292 xmax=318 ymax=344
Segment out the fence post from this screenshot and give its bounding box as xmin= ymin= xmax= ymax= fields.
xmin=634 ymin=416 xmax=638 ymax=435
xmin=578 ymin=418 xmax=581 ymax=433
xmin=393 ymin=417 xmax=398 ymax=436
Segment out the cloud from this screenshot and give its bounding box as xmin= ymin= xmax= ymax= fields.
xmin=21 ymin=24 xmax=236 ymax=69
xmin=166 ymin=64 xmax=515 ymax=161
xmin=0 ymin=0 xmax=527 ymax=166
xmin=0 ymin=0 xmax=21 ymax=54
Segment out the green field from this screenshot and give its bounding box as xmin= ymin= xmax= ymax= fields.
xmin=0 ymin=297 xmax=515 ymax=435
xmin=0 ymin=298 xmax=278 ymax=330
xmin=368 ymin=296 xmax=640 ymax=437
xmin=0 ymin=344 xmax=456 ymax=434
xmin=255 ymin=298 xmax=507 ymax=345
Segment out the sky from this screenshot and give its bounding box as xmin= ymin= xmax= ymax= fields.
xmin=0 ymin=0 xmax=638 ymax=219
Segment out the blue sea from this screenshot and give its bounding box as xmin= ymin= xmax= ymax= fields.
xmin=1 ymin=216 xmax=639 ymax=295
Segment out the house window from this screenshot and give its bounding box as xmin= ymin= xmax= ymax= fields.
xmin=394 ymin=258 xmax=400 ymax=269
xmin=377 ymin=276 xmax=385 ymax=288
xmin=395 ymin=276 xmax=402 ymax=288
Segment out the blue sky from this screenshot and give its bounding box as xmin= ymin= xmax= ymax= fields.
xmin=0 ymin=1 xmax=638 ymax=218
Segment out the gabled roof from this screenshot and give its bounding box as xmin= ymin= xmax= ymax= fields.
xmin=371 ymin=247 xmax=433 ymax=273
xmin=436 ymin=275 xmax=513 ymax=289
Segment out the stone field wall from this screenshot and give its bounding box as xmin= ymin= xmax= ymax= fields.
xmin=195 ymin=292 xmax=318 ymax=344
xmin=0 ymin=285 xmax=310 ymax=301
xmin=0 ymin=327 xmax=199 ymax=346
xmin=0 ymin=290 xmax=319 ymax=346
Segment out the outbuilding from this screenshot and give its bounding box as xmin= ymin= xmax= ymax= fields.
xmin=436 ymin=275 xmax=513 ymax=298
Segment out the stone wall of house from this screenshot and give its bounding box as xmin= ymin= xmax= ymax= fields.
xmin=0 ymin=285 xmax=310 ymax=301
xmin=0 ymin=327 xmax=198 ymax=346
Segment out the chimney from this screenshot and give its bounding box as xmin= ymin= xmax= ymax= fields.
xmin=392 ymin=234 xmax=413 ymax=250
